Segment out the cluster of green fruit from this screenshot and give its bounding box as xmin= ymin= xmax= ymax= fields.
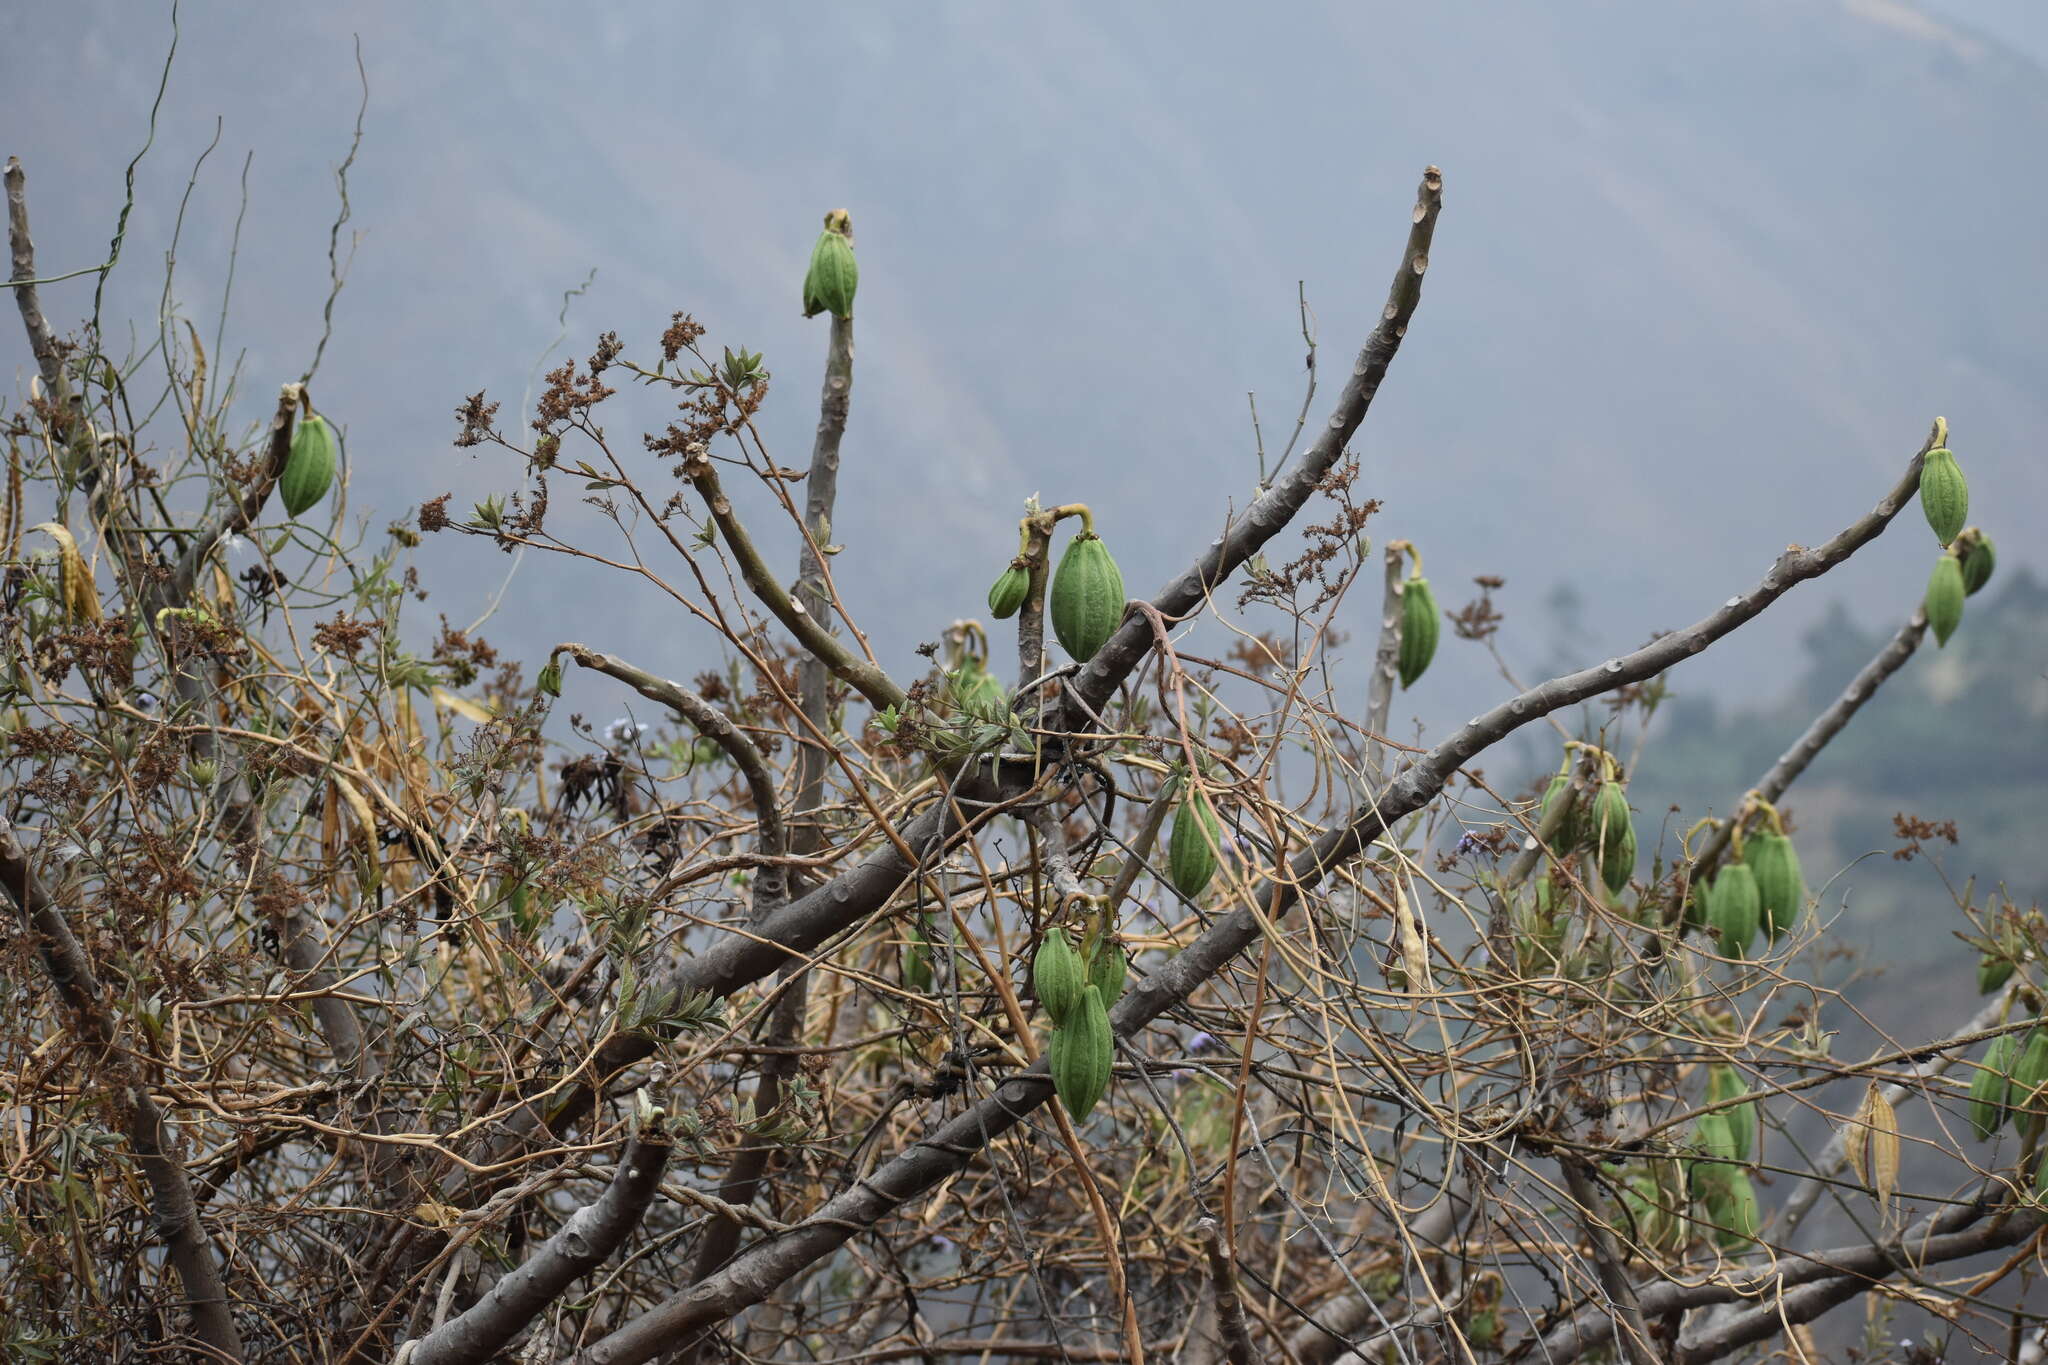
xmin=1034 ymin=926 xmax=1126 ymax=1120
xmin=1536 ymin=755 xmax=1637 ymax=895
xmin=1967 ymin=1023 xmax=2048 ymax=1177
xmin=1916 ymin=441 xmax=1996 ymax=646
xmin=1624 ymin=1063 xmax=1763 ymax=1253
xmin=986 ymin=518 xmax=1128 ymax=663
xmin=1688 ymin=811 xmax=1805 ymax=960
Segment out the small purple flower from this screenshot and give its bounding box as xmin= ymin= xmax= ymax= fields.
xmin=1188 ymin=1031 xmax=1217 ymax=1053
xmin=1455 ymin=831 xmax=1482 ymax=857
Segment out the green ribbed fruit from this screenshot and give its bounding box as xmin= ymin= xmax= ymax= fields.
xmin=1917 ymin=447 xmax=1968 ymax=547
xmin=1747 ymin=833 xmax=1804 ymax=939
xmin=1540 ymin=771 xmax=1587 ymax=852
xmin=1048 ymin=532 xmax=1125 ymax=661
xmin=1684 ymin=870 xmax=1710 ymax=934
xmin=1397 ymin=575 xmax=1441 ymax=689
xmin=1709 ymin=863 xmax=1762 ymax=959
xmin=1708 ymin=1169 xmax=1760 ymax=1249
xmin=1694 ymin=1111 xmax=1740 ymax=1164
xmin=1969 ymin=1033 xmax=2019 ymax=1140
xmin=1052 ymin=983 xmax=1114 ymax=1120
xmin=1087 ymin=939 xmax=1127 ymax=1007
xmin=1706 ymin=1064 xmax=1756 ymax=1164
xmin=902 ymin=915 xmax=935 ymax=992
xmin=1168 ymin=787 xmax=1220 ymax=900
xmin=1978 ymin=954 xmax=2014 ymax=996
xmin=2012 ymin=1030 xmax=2048 ymax=1135
xmin=1033 ymin=929 xmax=1084 ymax=1026
xmin=801 ymin=210 xmax=858 ymax=319
xmin=1925 ymin=554 xmax=1965 ymax=647
xmin=280 ymin=412 xmax=337 ymax=518
xmin=1590 ymin=782 xmax=1635 ymax=894
xmin=1958 ymin=529 xmax=1996 ymax=597
xmin=987 ymin=562 xmax=1030 ymax=619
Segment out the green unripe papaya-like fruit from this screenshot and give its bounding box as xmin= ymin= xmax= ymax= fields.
xmin=1590 ymin=782 xmax=1635 ymax=894
xmin=1706 ymin=1064 xmax=1756 ymax=1164
xmin=1968 ymin=1033 xmax=2019 ymax=1140
xmin=1684 ymin=871 xmax=1710 ymax=933
xmin=1978 ymin=954 xmax=2014 ymax=996
xmin=1924 ymin=553 xmax=1965 ymax=647
xmin=1087 ymin=938 xmax=1127 ymax=1007
xmin=280 ymin=412 xmax=338 ymax=518
xmin=1709 ymin=863 xmax=1762 ymax=959
xmin=1957 ymin=529 xmax=1996 ymax=597
xmin=1052 ymin=982 xmax=1114 ymax=1120
xmin=1048 ymin=532 xmax=1125 ymax=661
xmin=1694 ymin=1111 xmax=1740 ymax=1165
xmin=2012 ymin=1029 xmax=2048 ymax=1134
xmin=987 ymin=561 xmax=1030 ymax=619
xmin=1397 ymin=575 xmax=1441 ymax=689
xmin=1540 ymin=771 xmax=1586 ymax=852
xmin=1623 ymin=1161 xmax=1690 ymax=1252
xmin=1917 ymin=447 xmax=1968 ymax=547
xmin=801 ymin=210 xmax=858 ymax=319
xmin=1709 ymin=1169 xmax=1760 ymax=1249
xmin=903 ymin=915 xmax=935 ymax=992
xmin=1033 ymin=929 xmax=1085 ymax=1026
xmin=948 ymin=658 xmax=1005 ymax=714
xmin=1747 ymin=833 xmax=1804 ymax=939
xmin=1167 ymin=787 xmax=1220 ymax=900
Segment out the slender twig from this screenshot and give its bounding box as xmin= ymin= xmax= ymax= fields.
xmin=302 ymin=36 xmax=368 ymax=385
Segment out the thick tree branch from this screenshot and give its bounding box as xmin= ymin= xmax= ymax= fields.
xmin=1533 ymin=1197 xmax=2043 ymax=1364
xmin=680 ymin=443 xmax=905 ymax=712
xmin=6 ymin=157 xmax=74 ymax=404
xmin=677 ymin=306 xmax=852 ymax=1354
xmin=1362 ymin=541 xmax=1406 ymax=786
xmin=0 ymin=827 xmax=245 ymax=1361
xmin=404 ymin=1118 xmax=673 ymax=1365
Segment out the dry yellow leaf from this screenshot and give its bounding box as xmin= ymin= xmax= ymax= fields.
xmin=1844 ymin=1083 xmax=1900 ymax=1220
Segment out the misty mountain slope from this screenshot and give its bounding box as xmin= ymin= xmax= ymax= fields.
xmin=2 ymin=0 xmax=2042 ymax=744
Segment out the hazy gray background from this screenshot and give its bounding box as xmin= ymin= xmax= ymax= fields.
xmin=5 ymin=2 xmax=2044 ymax=1031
